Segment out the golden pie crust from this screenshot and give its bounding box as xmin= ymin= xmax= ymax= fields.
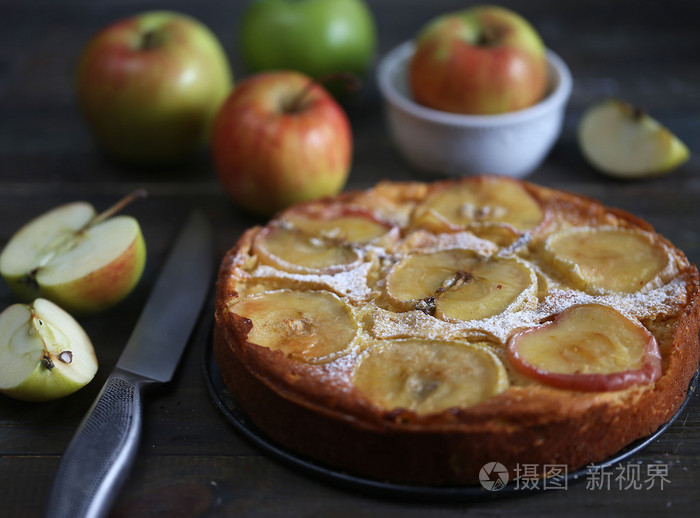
xmin=213 ymin=176 xmax=699 ymax=485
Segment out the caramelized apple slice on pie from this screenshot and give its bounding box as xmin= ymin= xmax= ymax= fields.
xmin=226 ymin=289 xmax=359 ymax=363
xmin=253 ymin=205 xmax=395 ymax=274
xmin=283 ymin=204 xmax=396 ymax=244
xmin=385 ymin=249 xmax=537 ymax=321
xmin=507 ymin=303 xmax=662 ymax=391
xmin=352 ymin=339 xmax=509 ymax=414
xmin=253 ymin=223 xmax=361 ymax=274
xmin=543 ymin=227 xmax=671 ymax=293
xmin=411 ymin=177 xmax=544 ymax=244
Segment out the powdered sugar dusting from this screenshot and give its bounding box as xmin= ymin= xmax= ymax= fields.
xmin=250 ymin=262 xmax=373 ymax=301
xmin=366 ymin=276 xmax=688 ymax=345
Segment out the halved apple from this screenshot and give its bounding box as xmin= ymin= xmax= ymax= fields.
xmin=507 ymin=304 xmax=661 ymax=392
xmin=0 ymin=193 xmax=146 ymax=315
xmin=578 ymin=98 xmax=689 ymax=178
xmin=0 ymin=298 xmax=98 ymax=402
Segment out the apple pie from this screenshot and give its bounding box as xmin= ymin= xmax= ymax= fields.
xmin=213 ymin=176 xmax=699 ymax=485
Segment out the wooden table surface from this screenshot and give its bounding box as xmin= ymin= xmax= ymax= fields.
xmin=1 ymin=1 xmax=699 ymax=516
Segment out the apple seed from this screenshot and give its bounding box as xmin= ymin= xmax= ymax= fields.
xmin=58 ymin=351 xmax=73 ymax=364
xmin=41 ymin=354 xmax=55 ymax=371
xmin=414 ymin=297 xmax=436 ymax=316
xmin=437 ymin=270 xmax=472 ymax=293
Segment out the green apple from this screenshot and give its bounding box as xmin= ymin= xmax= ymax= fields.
xmin=0 ymin=192 xmax=146 ymax=315
xmin=76 ymin=11 xmax=233 ymax=165
xmin=578 ymin=98 xmax=690 ymax=178
xmin=211 ymin=71 xmax=352 ymax=217
xmin=239 ymin=0 xmax=376 ymax=80
xmin=0 ymin=298 xmax=98 ymax=402
xmin=409 ymin=5 xmax=548 ymax=115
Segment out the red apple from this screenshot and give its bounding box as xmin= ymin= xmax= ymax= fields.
xmin=76 ymin=11 xmax=233 ymax=165
xmin=409 ymin=5 xmax=548 ymax=115
xmin=211 ymin=71 xmax=352 ymax=216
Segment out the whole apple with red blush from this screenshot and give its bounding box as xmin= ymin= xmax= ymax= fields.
xmin=76 ymin=11 xmax=233 ymax=166
xmin=211 ymin=71 xmax=352 ymax=217
xmin=409 ymin=5 xmax=548 ymax=115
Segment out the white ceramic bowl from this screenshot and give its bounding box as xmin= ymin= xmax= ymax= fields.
xmin=377 ymin=41 xmax=573 ymax=178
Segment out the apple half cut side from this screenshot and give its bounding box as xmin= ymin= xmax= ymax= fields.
xmin=0 ymin=198 xmax=146 ymax=315
xmin=507 ymin=304 xmax=661 ymax=392
xmin=0 ymin=298 xmax=98 ymax=402
xmin=578 ymin=98 xmax=690 ymax=178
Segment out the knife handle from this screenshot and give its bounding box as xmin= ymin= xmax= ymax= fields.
xmin=45 ymin=369 xmax=154 ymax=518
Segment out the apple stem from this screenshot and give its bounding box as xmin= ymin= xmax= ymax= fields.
xmin=140 ymin=30 xmax=161 ymax=51
xmin=285 ymin=72 xmax=361 ymax=113
xmin=631 ymin=105 xmax=645 ymax=121
xmin=88 ymin=188 xmax=148 ymax=229
xmin=477 ymin=26 xmax=498 ymax=47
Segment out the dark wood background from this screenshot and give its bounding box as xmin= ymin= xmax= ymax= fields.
xmin=1 ymin=1 xmax=698 ymax=516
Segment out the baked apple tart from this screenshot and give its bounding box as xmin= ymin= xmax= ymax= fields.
xmin=213 ymin=176 xmax=699 ymax=485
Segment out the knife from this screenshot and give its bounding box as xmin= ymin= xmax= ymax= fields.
xmin=45 ymin=210 xmax=214 ymax=518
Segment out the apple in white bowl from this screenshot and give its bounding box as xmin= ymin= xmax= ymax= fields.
xmin=0 ymin=192 xmax=146 ymax=315
xmin=211 ymin=71 xmax=352 ymax=216
xmin=0 ymin=298 xmax=98 ymax=402
xmin=76 ymin=11 xmax=233 ymax=166
xmin=377 ymin=42 xmax=572 ymax=178
xmin=409 ymin=5 xmax=548 ymax=115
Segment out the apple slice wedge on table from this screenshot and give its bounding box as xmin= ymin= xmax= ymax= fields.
xmin=507 ymin=304 xmax=662 ymax=391
xmin=0 ymin=298 xmax=98 ymax=402
xmin=0 ymin=194 xmax=146 ymax=315
xmin=578 ymin=98 xmax=690 ymax=178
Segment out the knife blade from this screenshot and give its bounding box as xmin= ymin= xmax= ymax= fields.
xmin=45 ymin=210 xmax=214 ymax=518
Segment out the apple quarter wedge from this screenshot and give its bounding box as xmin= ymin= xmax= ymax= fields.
xmin=0 ymin=298 xmax=98 ymax=402
xmin=578 ymin=98 xmax=689 ymax=178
